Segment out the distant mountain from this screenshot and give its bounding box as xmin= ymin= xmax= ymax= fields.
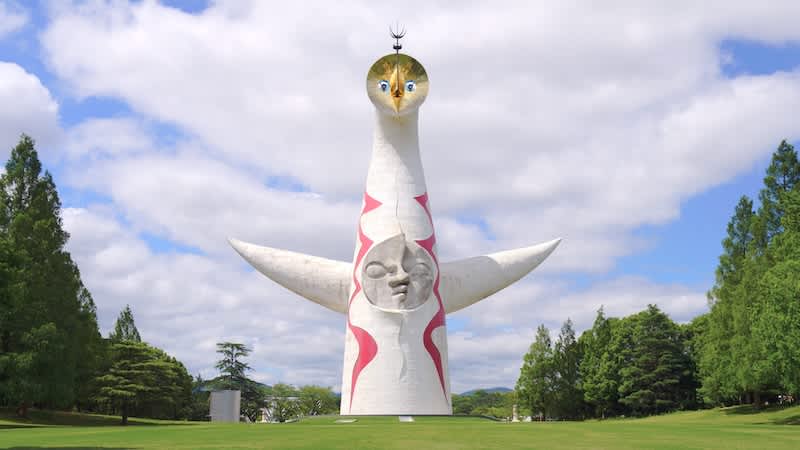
xmin=459 ymin=387 xmax=512 ymax=396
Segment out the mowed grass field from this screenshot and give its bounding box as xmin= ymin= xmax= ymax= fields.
xmin=1 ymin=406 xmax=798 ymax=450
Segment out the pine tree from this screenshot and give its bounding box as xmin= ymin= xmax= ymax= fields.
xmin=553 ymin=318 xmax=583 ymax=419
xmin=516 ymin=325 xmax=555 ymax=419
xmin=0 ymin=135 xmax=101 ymax=415
xmin=109 ymin=305 xmax=142 ymax=343
xmin=701 ymin=196 xmax=755 ymax=405
xmin=617 ymin=305 xmax=694 ymax=416
xmin=733 ymin=142 xmax=797 ymax=404
xmin=580 ymin=307 xmax=619 ymax=418
xmin=215 ymin=342 xmax=252 ymax=390
xmin=94 ymin=341 xmax=191 ymax=425
xmin=752 ymin=140 xmax=800 ymax=249
xmin=753 ymin=189 xmax=800 ymax=396
xmin=699 ymin=140 xmax=800 ymax=406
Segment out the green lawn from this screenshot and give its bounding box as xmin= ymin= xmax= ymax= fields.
xmin=1 ymin=406 xmax=798 ymax=449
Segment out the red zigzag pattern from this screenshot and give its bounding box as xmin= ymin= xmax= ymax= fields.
xmin=415 ymin=193 xmax=447 ymax=398
xmin=347 ymin=192 xmax=381 ymax=412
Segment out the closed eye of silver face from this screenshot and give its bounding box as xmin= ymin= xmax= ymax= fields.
xmin=409 ymin=262 xmax=430 ymax=278
xmin=365 ymin=262 xmax=388 ymax=278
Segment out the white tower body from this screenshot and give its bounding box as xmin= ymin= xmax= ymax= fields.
xmin=341 ymin=111 xmax=449 ymax=414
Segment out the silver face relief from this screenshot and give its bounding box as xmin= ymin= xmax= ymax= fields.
xmin=362 ymin=234 xmax=434 ymax=311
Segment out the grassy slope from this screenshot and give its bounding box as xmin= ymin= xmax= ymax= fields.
xmin=0 ymin=406 xmax=798 ymax=450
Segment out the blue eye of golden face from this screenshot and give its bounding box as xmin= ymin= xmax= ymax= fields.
xmin=378 ymin=80 xmax=390 ymax=92
xmin=405 ymin=80 xmax=416 ymax=92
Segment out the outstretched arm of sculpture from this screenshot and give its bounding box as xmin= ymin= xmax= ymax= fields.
xmin=439 ymin=238 xmax=561 ymax=314
xmin=228 ymin=238 xmax=351 ymax=314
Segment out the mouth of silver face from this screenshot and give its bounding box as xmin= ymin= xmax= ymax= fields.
xmin=392 ymin=283 xmax=408 ymax=293
xmin=391 ymin=282 xmax=409 ymax=301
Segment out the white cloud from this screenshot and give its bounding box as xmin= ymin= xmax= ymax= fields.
xmin=0 ymin=1 xmax=27 ymax=39
xmin=64 ymin=147 xmax=361 ymax=260
xmin=64 ymin=117 xmax=153 ymax=159
xmin=40 ymin=1 xmax=800 ymax=271
xmin=0 ymin=62 xmax=60 ymax=161
xmin=63 ymin=205 xmax=346 ymax=387
xmin=27 ymin=1 xmax=800 ymax=390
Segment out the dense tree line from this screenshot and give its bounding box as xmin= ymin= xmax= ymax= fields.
xmin=0 ymin=136 xmax=103 ymax=416
xmin=0 ymin=136 xmax=200 ymax=423
xmin=452 ymin=389 xmax=515 ymax=418
xmin=0 ymin=137 xmax=339 ymax=425
xmin=517 ymin=305 xmax=704 ymax=419
xmin=517 ymin=140 xmax=799 ymax=419
xmin=696 ymin=140 xmax=800 ymax=406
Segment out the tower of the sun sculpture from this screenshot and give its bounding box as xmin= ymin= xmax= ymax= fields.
xmin=229 ymin=31 xmax=560 ymax=415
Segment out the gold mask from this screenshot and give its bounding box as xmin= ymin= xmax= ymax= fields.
xmin=366 ymin=53 xmax=429 ymax=116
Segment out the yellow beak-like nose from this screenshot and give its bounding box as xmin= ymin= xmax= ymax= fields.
xmin=392 ymin=93 xmax=402 ymax=112
xmin=390 ymin=66 xmax=404 ymax=113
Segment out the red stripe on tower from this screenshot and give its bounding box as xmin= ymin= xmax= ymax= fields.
xmin=347 ymin=192 xmax=382 ymax=412
xmin=415 ymin=193 xmax=447 ymax=398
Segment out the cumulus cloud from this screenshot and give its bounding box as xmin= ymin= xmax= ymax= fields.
xmin=63 ymin=205 xmax=346 ymax=387
xmin=0 ymin=62 xmax=60 ymax=160
xmin=64 ymin=117 xmax=154 ymax=159
xmin=26 ymin=0 xmax=800 ymax=389
xmin=0 ymin=1 xmax=27 ymax=39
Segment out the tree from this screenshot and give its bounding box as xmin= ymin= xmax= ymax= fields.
xmin=0 ymin=135 xmax=102 ymax=415
xmin=451 ymin=393 xmax=473 ymax=415
xmin=580 ymin=308 xmax=619 ymax=418
xmin=711 ymin=196 xmax=754 ymax=294
xmin=215 ymin=342 xmax=252 ymax=390
xmin=516 ymin=325 xmax=556 ymax=419
xmin=700 ymin=141 xmax=799 ymax=407
xmin=298 ymin=385 xmax=339 ymax=416
xmin=752 ymin=188 xmax=800 ymax=396
xmin=94 ymin=341 xmax=190 ymax=425
xmin=213 ymin=342 xmax=266 ymax=421
xmin=109 ymin=305 xmax=141 ymax=343
xmin=683 ymin=315 xmax=708 ymax=408
xmin=752 ymin=140 xmax=800 ymax=249
xmin=239 ymin=378 xmax=267 ymax=422
xmin=188 ymin=374 xmax=210 ymax=421
xmin=266 ymin=383 xmax=299 ymax=423
xmin=701 ymin=196 xmax=756 ymax=405
xmin=553 ymin=319 xmax=583 ymax=419
xmin=617 ymin=305 xmax=695 ymax=416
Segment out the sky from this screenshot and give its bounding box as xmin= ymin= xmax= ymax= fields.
xmin=1 ymin=0 xmax=800 ymax=393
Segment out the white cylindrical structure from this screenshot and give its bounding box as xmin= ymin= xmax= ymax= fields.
xmin=340 ymin=111 xmax=451 ymax=415
xmin=210 ymin=390 xmax=241 ymax=422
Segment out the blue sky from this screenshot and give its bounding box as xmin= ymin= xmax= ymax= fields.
xmin=2 ymin=1 xmax=800 ymax=391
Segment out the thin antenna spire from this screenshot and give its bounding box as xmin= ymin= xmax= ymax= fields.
xmin=390 ymin=23 xmax=406 ymax=54
xmin=389 ymin=24 xmax=406 ymax=101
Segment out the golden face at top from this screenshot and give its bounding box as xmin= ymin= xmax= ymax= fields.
xmin=366 ymin=53 xmax=429 ymax=117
